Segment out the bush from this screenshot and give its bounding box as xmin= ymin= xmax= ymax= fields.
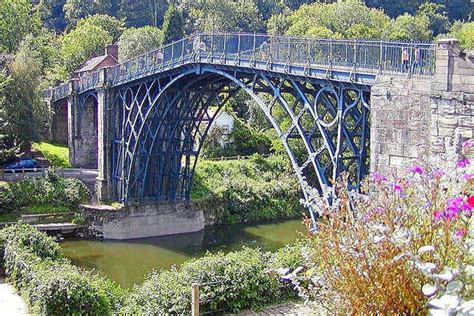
xmin=192 ymin=154 xmax=302 ymax=224
xmin=1 ymin=171 xmax=89 ymax=212
xmin=290 ymin=140 xmax=474 ymax=314
xmin=124 ymin=247 xmax=282 ymax=314
xmin=1 ymin=224 xmax=126 ymax=315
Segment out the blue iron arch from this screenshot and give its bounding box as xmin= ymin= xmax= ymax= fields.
xmin=111 ymin=65 xmax=371 ymax=221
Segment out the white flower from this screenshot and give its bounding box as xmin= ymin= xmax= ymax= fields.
xmin=422 ymin=283 xmax=438 ymax=296
xmin=418 ymin=245 xmax=435 ymax=255
xmin=429 ymin=294 xmax=460 ymax=312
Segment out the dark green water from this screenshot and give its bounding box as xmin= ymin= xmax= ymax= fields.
xmin=61 ymin=219 xmax=306 ymax=288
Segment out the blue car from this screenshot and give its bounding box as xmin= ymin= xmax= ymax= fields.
xmin=5 ymin=159 xmax=38 ymax=170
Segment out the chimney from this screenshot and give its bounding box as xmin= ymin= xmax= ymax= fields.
xmin=106 ymin=44 xmax=119 ymax=61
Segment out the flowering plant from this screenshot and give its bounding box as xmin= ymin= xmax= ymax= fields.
xmin=286 ymin=139 xmax=473 ymax=313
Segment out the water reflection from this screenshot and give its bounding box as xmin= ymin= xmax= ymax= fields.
xmin=62 ymin=219 xmax=306 ymax=288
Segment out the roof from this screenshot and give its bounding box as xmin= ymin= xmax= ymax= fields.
xmin=75 ymin=55 xmax=117 ymax=73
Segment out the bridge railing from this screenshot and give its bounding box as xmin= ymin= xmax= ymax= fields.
xmin=50 ymin=33 xmax=437 ymax=99
xmin=77 ymin=71 xmax=101 ymax=94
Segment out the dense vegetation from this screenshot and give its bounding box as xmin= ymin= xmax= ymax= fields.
xmin=0 ymin=223 xmax=305 ymax=314
xmin=0 ymin=0 xmax=472 ymax=164
xmin=0 ymin=224 xmax=127 ymax=314
xmin=192 ymin=154 xmax=303 ymax=224
xmin=0 ymin=170 xmax=89 ymax=222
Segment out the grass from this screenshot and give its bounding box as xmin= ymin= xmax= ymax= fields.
xmin=33 ymin=142 xmax=70 ymax=168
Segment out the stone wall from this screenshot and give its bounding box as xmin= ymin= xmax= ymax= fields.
xmin=51 ymin=99 xmax=68 ymax=145
xmin=72 ymin=96 xmax=98 ymax=168
xmin=370 ymin=39 xmax=474 ymax=175
xmin=82 ymin=201 xmax=205 ymax=239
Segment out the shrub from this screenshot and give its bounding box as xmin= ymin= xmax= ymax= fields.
xmin=1 ymin=224 xmax=125 ymax=315
xmin=192 ymin=154 xmax=302 ymax=224
xmin=1 ymin=171 xmax=89 ymax=212
xmin=0 ymin=181 xmax=14 ymax=212
xmin=124 ymin=247 xmax=282 ymax=314
xmin=289 ymin=140 xmax=474 ymax=313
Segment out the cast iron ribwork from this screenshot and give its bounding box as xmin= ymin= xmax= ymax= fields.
xmin=111 ymin=66 xmax=370 ymax=222
xmin=46 ymin=32 xmax=431 ymax=223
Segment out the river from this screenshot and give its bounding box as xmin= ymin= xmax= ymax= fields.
xmin=61 ymin=219 xmax=306 ymax=288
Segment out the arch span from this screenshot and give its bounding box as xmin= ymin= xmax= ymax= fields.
xmin=110 ymin=66 xmax=371 ymax=219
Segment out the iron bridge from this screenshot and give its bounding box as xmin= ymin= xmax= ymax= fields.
xmin=45 ymin=33 xmax=436 ymax=223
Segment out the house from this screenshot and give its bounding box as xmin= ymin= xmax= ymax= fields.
xmin=73 ymin=44 xmax=119 ymax=78
xmin=208 ymin=109 xmax=235 ymax=147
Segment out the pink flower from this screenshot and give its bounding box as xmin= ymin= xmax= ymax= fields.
xmin=433 ymin=210 xmax=443 ymax=221
xmin=392 ymin=183 xmax=402 ymax=193
xmin=457 ymin=158 xmax=470 ymax=168
xmin=371 ymin=172 xmax=387 ymax=183
xmin=462 ymin=173 xmax=474 ymax=181
xmin=432 ymin=169 xmax=445 ymax=178
xmin=462 ymin=139 xmax=474 ymax=148
xmin=455 ymin=229 xmax=466 ymax=238
xmin=374 ymin=207 xmax=385 ymax=214
xmin=409 ymin=165 xmax=423 ymax=174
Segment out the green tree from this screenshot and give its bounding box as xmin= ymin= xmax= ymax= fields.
xmin=37 ymin=0 xmax=68 ymax=32
xmin=118 ymin=26 xmax=163 ymax=61
xmin=0 ymin=42 xmax=45 ymax=152
xmin=76 ymin=14 xmax=126 ymax=42
xmin=118 ymin=0 xmax=169 ymax=27
xmin=0 ymin=71 xmax=17 ymax=162
xmin=19 ymin=33 xmax=60 ymax=80
xmin=450 ymin=22 xmax=474 ymax=49
xmin=162 ymin=4 xmax=185 ymax=44
xmin=254 ymin=0 xmax=288 ymax=21
xmin=416 ymin=2 xmax=450 ymax=36
xmin=267 ymin=11 xmax=291 ymax=35
xmin=384 ymin=13 xmax=433 ymax=41
xmin=186 ymin=0 xmax=265 ymax=33
xmin=60 ymin=23 xmax=112 ymax=75
xmin=0 ymin=0 xmax=40 ymax=53
xmin=63 ymin=0 xmax=112 ymax=26
xmin=285 ymin=1 xmax=391 ymax=39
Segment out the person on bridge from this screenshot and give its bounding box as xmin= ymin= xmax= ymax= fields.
xmin=412 ymin=46 xmax=422 ymax=74
xmin=401 ymin=47 xmax=409 ymax=72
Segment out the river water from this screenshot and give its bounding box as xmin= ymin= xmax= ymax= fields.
xmin=62 ymin=219 xmax=306 ymax=288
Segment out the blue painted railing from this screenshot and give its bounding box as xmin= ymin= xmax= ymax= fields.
xmin=47 ymin=33 xmax=437 ymax=101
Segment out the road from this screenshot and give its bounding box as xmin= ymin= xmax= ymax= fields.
xmin=1 ymin=168 xmax=98 ymax=184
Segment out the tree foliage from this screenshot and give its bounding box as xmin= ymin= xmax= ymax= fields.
xmin=60 ymin=22 xmax=112 ymax=75
xmin=63 ymin=0 xmax=112 ymax=26
xmin=416 ymin=2 xmax=450 ymax=37
xmin=162 ymin=5 xmax=185 ymax=44
xmin=185 ymin=0 xmax=265 ymax=33
xmin=0 ymin=39 xmax=45 ymax=152
xmin=385 ymin=13 xmax=432 ymax=41
xmin=118 ymin=26 xmax=163 ymax=61
xmin=0 ymin=0 xmax=40 ymax=53
xmin=76 ymin=14 xmax=126 ymax=42
xmin=37 ymin=0 xmax=67 ymax=32
xmin=450 ymin=22 xmax=474 ymax=49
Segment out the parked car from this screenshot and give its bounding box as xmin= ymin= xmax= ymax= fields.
xmin=4 ymin=159 xmax=38 ymax=170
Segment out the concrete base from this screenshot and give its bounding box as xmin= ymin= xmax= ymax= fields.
xmin=81 ymin=202 xmax=205 ymax=240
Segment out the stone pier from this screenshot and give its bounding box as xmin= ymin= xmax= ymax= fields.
xmin=371 ymin=38 xmax=474 ymax=175
xmin=81 ymin=201 xmax=205 ymax=239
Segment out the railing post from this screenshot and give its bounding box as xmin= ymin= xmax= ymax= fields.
xmin=181 ymin=39 xmax=185 ymax=64
xmin=191 ymin=283 xmax=199 ymax=316
xmin=223 ymin=34 xmax=227 ymax=63
xmin=379 ymin=40 xmax=383 ymax=73
xmin=237 ymin=33 xmax=241 ymax=64
xmin=171 ymin=43 xmax=175 ymax=67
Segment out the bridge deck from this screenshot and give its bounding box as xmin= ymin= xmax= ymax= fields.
xmin=45 ymin=33 xmax=436 ymax=101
